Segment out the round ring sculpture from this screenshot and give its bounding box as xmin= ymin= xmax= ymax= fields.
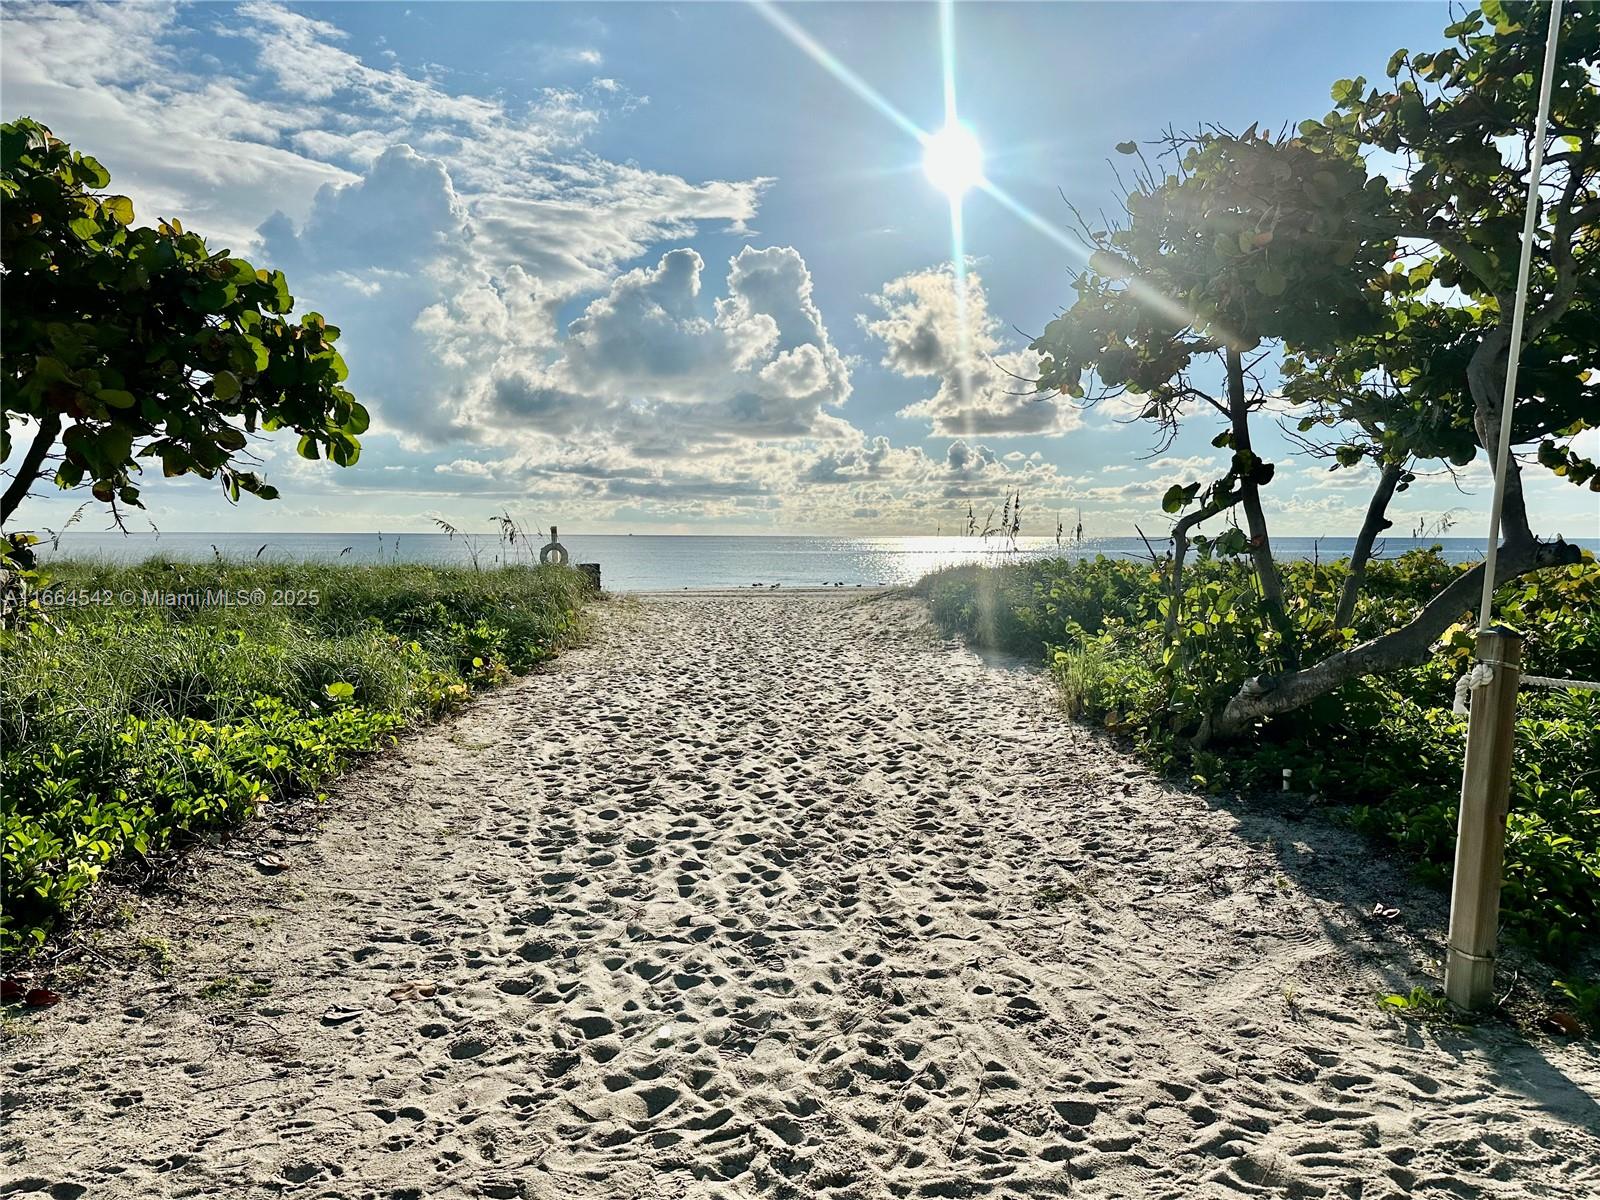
xmin=539 ymin=540 xmax=569 ymax=566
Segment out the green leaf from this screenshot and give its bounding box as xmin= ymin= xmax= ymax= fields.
xmin=1089 ymin=249 xmax=1133 ymax=279
xmin=1256 ymin=268 xmax=1287 ymax=297
xmin=188 ymin=282 xmax=234 ymax=313
xmin=343 ymin=401 xmax=370 ymax=435
xmin=96 ymin=424 xmax=134 ymax=467
xmin=325 ymin=682 xmax=355 ymax=702
xmin=1114 ymin=141 xmax=1138 ymax=155
xmin=1215 ymin=528 xmax=1249 ymax=556
xmin=211 ymin=370 xmax=241 ymax=402
xmin=96 ymin=389 xmax=136 ymax=409
xmin=102 ymin=195 xmax=135 ymax=225
xmin=76 ymin=155 xmax=110 ymax=188
xmin=329 ymin=433 xmax=360 ymax=467
xmin=1162 ymin=482 xmax=1198 ymax=514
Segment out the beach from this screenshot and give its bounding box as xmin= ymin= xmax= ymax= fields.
xmin=6 ymin=593 xmax=1597 ymax=1198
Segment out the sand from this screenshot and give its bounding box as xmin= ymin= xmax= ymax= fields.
xmin=4 ymin=593 xmax=1598 ymax=1199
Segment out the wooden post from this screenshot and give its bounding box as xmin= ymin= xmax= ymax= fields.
xmin=1444 ymin=627 xmax=1523 ymax=1011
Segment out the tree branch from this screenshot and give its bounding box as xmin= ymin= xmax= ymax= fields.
xmin=1333 ymin=459 xmax=1405 ymax=631
xmin=1165 ymin=485 xmax=1244 ymax=641
xmin=1210 ymin=535 xmax=1584 ymax=739
xmin=1 ymin=413 xmax=62 ymax=526
xmin=1225 ymin=347 xmax=1297 ymax=667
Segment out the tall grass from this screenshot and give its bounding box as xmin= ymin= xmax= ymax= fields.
xmin=2 ymin=559 xmax=590 ymax=953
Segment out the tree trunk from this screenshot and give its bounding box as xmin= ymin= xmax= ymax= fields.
xmin=1225 ymin=348 xmax=1297 ymax=667
xmin=1333 ymin=459 xmax=1405 ymax=631
xmin=1464 ymin=326 xmax=1536 ymax=544
xmin=1 ymin=413 xmax=62 ymax=527
xmin=1208 ymin=534 xmax=1582 ymax=739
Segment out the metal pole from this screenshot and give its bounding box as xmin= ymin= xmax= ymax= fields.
xmin=1476 ymin=0 xmax=1564 ymax=631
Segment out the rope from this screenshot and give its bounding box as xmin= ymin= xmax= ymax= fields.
xmin=1452 ymin=663 xmax=1495 ymax=715
xmin=1452 ymin=665 xmax=1600 ymax=713
xmin=1520 ymin=674 xmax=1600 ymax=693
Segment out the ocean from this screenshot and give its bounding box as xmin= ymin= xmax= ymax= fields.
xmin=35 ymin=532 xmax=1589 ymax=592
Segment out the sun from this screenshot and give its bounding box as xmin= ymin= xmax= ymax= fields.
xmin=922 ymin=121 xmax=984 ymax=198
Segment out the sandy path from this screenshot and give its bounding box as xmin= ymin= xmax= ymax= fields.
xmin=5 ymin=594 xmax=1598 ymax=1199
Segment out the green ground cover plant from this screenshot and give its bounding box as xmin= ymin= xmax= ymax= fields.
xmin=919 ymin=549 xmax=1600 ymax=967
xmin=1 ymin=559 xmax=589 ymax=954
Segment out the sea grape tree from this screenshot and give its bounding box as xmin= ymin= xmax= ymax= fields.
xmin=1030 ymin=1 xmax=1594 ymax=740
xmin=0 ymin=117 xmax=368 ymax=528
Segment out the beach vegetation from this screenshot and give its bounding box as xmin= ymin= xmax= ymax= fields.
xmin=0 ymin=559 xmax=589 ymax=955
xmin=1378 ymin=986 xmax=1463 ymax=1027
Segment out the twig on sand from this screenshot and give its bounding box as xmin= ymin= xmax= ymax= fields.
xmin=950 ymin=1053 xmax=987 ymax=1158
xmin=1496 ymin=970 xmax=1521 ymax=1010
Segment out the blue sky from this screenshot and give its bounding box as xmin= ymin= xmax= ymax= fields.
xmin=3 ymin=1 xmax=1594 ymax=538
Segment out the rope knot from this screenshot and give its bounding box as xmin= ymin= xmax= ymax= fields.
xmin=1451 ymin=662 xmax=1496 ymax=715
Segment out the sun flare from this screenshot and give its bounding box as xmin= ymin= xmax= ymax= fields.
xmin=922 ymin=121 xmax=984 ymax=198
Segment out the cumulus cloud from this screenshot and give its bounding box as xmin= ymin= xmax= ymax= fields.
xmin=862 ymin=266 xmax=1080 ymax=438
xmin=262 ymin=145 xmax=465 ymax=275
xmin=4 ymin=1 xmax=768 ymax=441
xmin=474 ymin=246 xmax=851 ymax=452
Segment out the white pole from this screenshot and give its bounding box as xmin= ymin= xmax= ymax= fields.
xmin=1476 ymin=0 xmax=1564 ymax=632
xmin=1447 ymin=0 xmax=1566 ymax=1012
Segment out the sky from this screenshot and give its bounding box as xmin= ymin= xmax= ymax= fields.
xmin=3 ymin=0 xmax=1595 ymax=539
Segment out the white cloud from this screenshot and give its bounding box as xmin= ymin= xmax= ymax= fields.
xmin=475 ymin=245 xmax=852 ymax=451
xmin=862 ymin=265 xmax=1080 ymax=438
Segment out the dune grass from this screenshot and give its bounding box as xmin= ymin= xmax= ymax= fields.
xmin=2 ymin=559 xmax=590 ymax=954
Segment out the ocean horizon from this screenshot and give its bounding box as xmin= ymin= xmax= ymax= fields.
xmin=35 ymin=532 xmax=1597 ymax=592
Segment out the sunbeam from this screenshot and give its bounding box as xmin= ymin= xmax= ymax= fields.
xmin=976 ymin=179 xmax=1218 ymax=340
xmin=749 ymin=1 xmax=926 ymax=143
xmin=940 ymin=0 xmax=958 ymax=127
xmin=751 ymin=0 xmax=1221 ymax=356
xmin=937 ymin=0 xmax=975 ymax=416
